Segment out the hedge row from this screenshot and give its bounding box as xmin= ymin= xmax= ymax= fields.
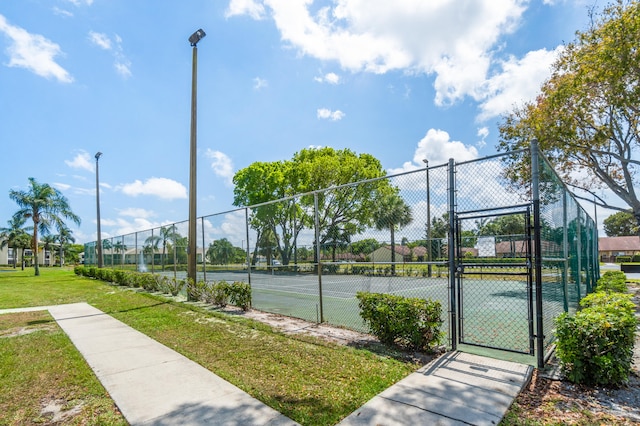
xmin=615 ymin=255 xmax=640 ymax=263
xmin=356 ymin=292 xmax=443 ymax=352
xmin=74 ymin=266 xmax=251 ymax=311
xmin=555 ymin=270 xmax=637 ymax=386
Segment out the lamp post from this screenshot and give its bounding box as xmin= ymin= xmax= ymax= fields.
xmin=422 ymin=158 xmax=431 ymax=277
xmin=187 ymin=28 xmax=205 ymax=286
xmin=95 ymin=151 xmax=103 ymax=268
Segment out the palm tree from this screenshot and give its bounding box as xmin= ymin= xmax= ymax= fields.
xmin=158 ymin=226 xmax=180 ymax=271
xmin=207 ymin=238 xmax=235 ymax=265
xmin=55 ymin=224 xmax=75 ymax=267
xmin=9 ymin=178 xmax=80 ymax=276
xmin=14 ymin=232 xmax=31 ymax=270
xmin=373 ymin=192 xmax=413 ymax=275
xmin=102 ymin=239 xmax=113 ymax=266
xmin=113 ymin=240 xmax=127 ymax=267
xmin=40 ymin=234 xmax=57 ymax=266
xmin=0 ymin=216 xmax=29 ymax=268
xmin=144 ymin=234 xmax=161 ymax=272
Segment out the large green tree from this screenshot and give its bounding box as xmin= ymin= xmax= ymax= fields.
xmin=9 ymin=178 xmax=80 ymax=275
xmin=603 ymin=210 xmax=640 ymax=236
xmin=498 ymin=0 xmax=640 ymax=232
xmin=233 ymin=147 xmax=390 ymax=265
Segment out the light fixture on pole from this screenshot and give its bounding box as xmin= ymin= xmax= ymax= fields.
xmin=187 ymin=28 xmax=205 ymax=287
xmin=95 ymin=151 xmax=103 ymax=268
xmin=422 ymin=158 xmax=431 ymax=277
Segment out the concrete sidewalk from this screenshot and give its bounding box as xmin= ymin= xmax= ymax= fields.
xmin=2 ymin=303 xmax=532 ymax=425
xmin=30 ymin=303 xmax=297 ymax=426
xmin=338 ymin=351 xmax=533 ymax=426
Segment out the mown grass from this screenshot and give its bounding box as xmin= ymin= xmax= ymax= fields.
xmin=0 ymin=268 xmax=417 ymax=426
xmin=0 ymin=310 xmax=127 ymax=425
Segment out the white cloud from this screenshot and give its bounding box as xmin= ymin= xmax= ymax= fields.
xmin=53 ymin=7 xmax=74 ymax=18
xmin=228 ymin=1 xmax=566 ymax=122
xmin=230 ymin=0 xmax=527 ymax=108
xmin=253 ymin=77 xmax=268 ymax=90
xmin=53 ymin=182 xmax=71 ymax=191
xmin=314 ymin=72 xmax=340 ymax=84
xmin=66 ymin=0 xmax=94 ymax=6
xmin=65 ymin=151 xmax=94 ymax=172
xmin=477 ymin=47 xmax=562 ymax=121
xmin=476 ymin=127 xmax=489 ymax=148
xmin=317 ymin=108 xmax=345 ymax=121
xmin=87 ymin=31 xmax=132 ymax=78
xmin=0 ymin=14 xmax=73 ymax=83
xmin=120 ymin=178 xmax=187 ymax=200
xmin=88 ymin=31 xmax=111 ymax=50
xmin=413 ymin=128 xmax=479 ymax=166
xmin=226 ymin=0 xmax=266 ymax=19
xmin=206 ymin=149 xmax=235 ymax=186
xmin=117 ymin=207 xmax=154 ymax=219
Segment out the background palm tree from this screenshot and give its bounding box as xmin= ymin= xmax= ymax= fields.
xmin=40 ymin=234 xmax=57 ymax=266
xmin=373 ymin=192 xmax=413 ymax=275
xmin=113 ymin=240 xmax=127 ymax=267
xmin=9 ymin=178 xmax=80 ymax=275
xmin=158 ymin=226 xmax=180 ymax=271
xmin=0 ymin=216 xmax=29 ymax=268
xmin=55 ymin=223 xmax=75 ymax=267
xmin=144 ymin=234 xmax=161 ymax=272
xmin=102 ymin=239 xmax=113 ymax=266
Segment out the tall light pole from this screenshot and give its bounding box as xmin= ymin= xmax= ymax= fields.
xmin=422 ymin=158 xmax=431 ymax=277
xmin=95 ymin=151 xmax=103 ymax=268
xmin=187 ymin=28 xmax=206 ymax=286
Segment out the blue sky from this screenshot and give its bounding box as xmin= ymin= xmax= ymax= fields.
xmin=1 ymin=0 xmax=607 ymax=244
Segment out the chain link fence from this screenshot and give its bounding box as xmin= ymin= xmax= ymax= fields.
xmin=84 ymin=144 xmax=598 ymax=365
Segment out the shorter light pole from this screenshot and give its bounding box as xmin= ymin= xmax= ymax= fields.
xmin=95 ymin=152 xmax=103 ymax=268
xmin=422 ymin=158 xmax=431 ymax=277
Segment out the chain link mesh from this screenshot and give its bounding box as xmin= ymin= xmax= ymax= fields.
xmin=85 ymin=149 xmax=599 ymax=358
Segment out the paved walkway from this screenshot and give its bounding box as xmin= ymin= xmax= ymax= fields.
xmin=2 ymin=303 xmax=533 ymax=425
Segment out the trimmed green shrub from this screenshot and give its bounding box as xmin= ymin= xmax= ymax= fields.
xmin=113 ymin=270 xmax=128 ymax=286
xmin=615 ymin=255 xmax=632 ymax=263
xmin=229 ymin=281 xmax=251 ymax=311
xmin=74 ymin=265 xmax=84 ymax=276
xmin=595 ymin=271 xmax=628 ymax=293
xmin=356 ymin=292 xmax=443 ymax=352
xmin=555 ymin=287 xmax=637 ymax=386
xmin=86 ymin=266 xmax=97 ymax=278
xmin=186 ymin=279 xmax=208 ymax=302
xmin=206 ymin=281 xmax=230 ymax=307
xmin=579 ymin=291 xmax=635 ymax=316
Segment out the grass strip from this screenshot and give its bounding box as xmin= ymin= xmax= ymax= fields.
xmin=0 ymin=268 xmax=417 ymax=425
xmin=0 ymin=310 xmax=127 ymax=425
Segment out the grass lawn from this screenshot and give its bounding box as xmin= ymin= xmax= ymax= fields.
xmin=0 ymin=268 xmax=417 ymax=426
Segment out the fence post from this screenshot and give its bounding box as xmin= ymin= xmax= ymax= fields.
xmin=531 ymin=139 xmax=545 ymax=368
xmin=562 ymin=190 xmax=569 ymax=312
xmin=314 ymin=192 xmax=324 ymax=323
xmin=201 ymin=216 xmax=207 ymax=283
xmin=447 ymin=158 xmax=457 ymax=350
xmin=245 ymin=208 xmax=251 ymax=285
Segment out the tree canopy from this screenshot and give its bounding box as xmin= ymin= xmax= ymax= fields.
xmin=233 ymin=147 xmax=391 ymax=264
xmin=498 ymin=0 xmax=640 ymax=232
xmin=603 ymin=210 xmax=640 ymax=236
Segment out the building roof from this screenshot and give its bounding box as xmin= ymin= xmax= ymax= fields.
xmin=598 ymin=236 xmax=640 ymax=252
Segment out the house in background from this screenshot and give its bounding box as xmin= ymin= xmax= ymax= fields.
xmin=598 ymin=236 xmax=640 ymax=262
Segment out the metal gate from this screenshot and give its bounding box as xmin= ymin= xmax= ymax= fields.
xmin=454 ymin=207 xmax=535 ymax=355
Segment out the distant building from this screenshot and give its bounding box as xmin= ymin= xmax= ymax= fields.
xmin=598 ymin=236 xmax=640 ymax=262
